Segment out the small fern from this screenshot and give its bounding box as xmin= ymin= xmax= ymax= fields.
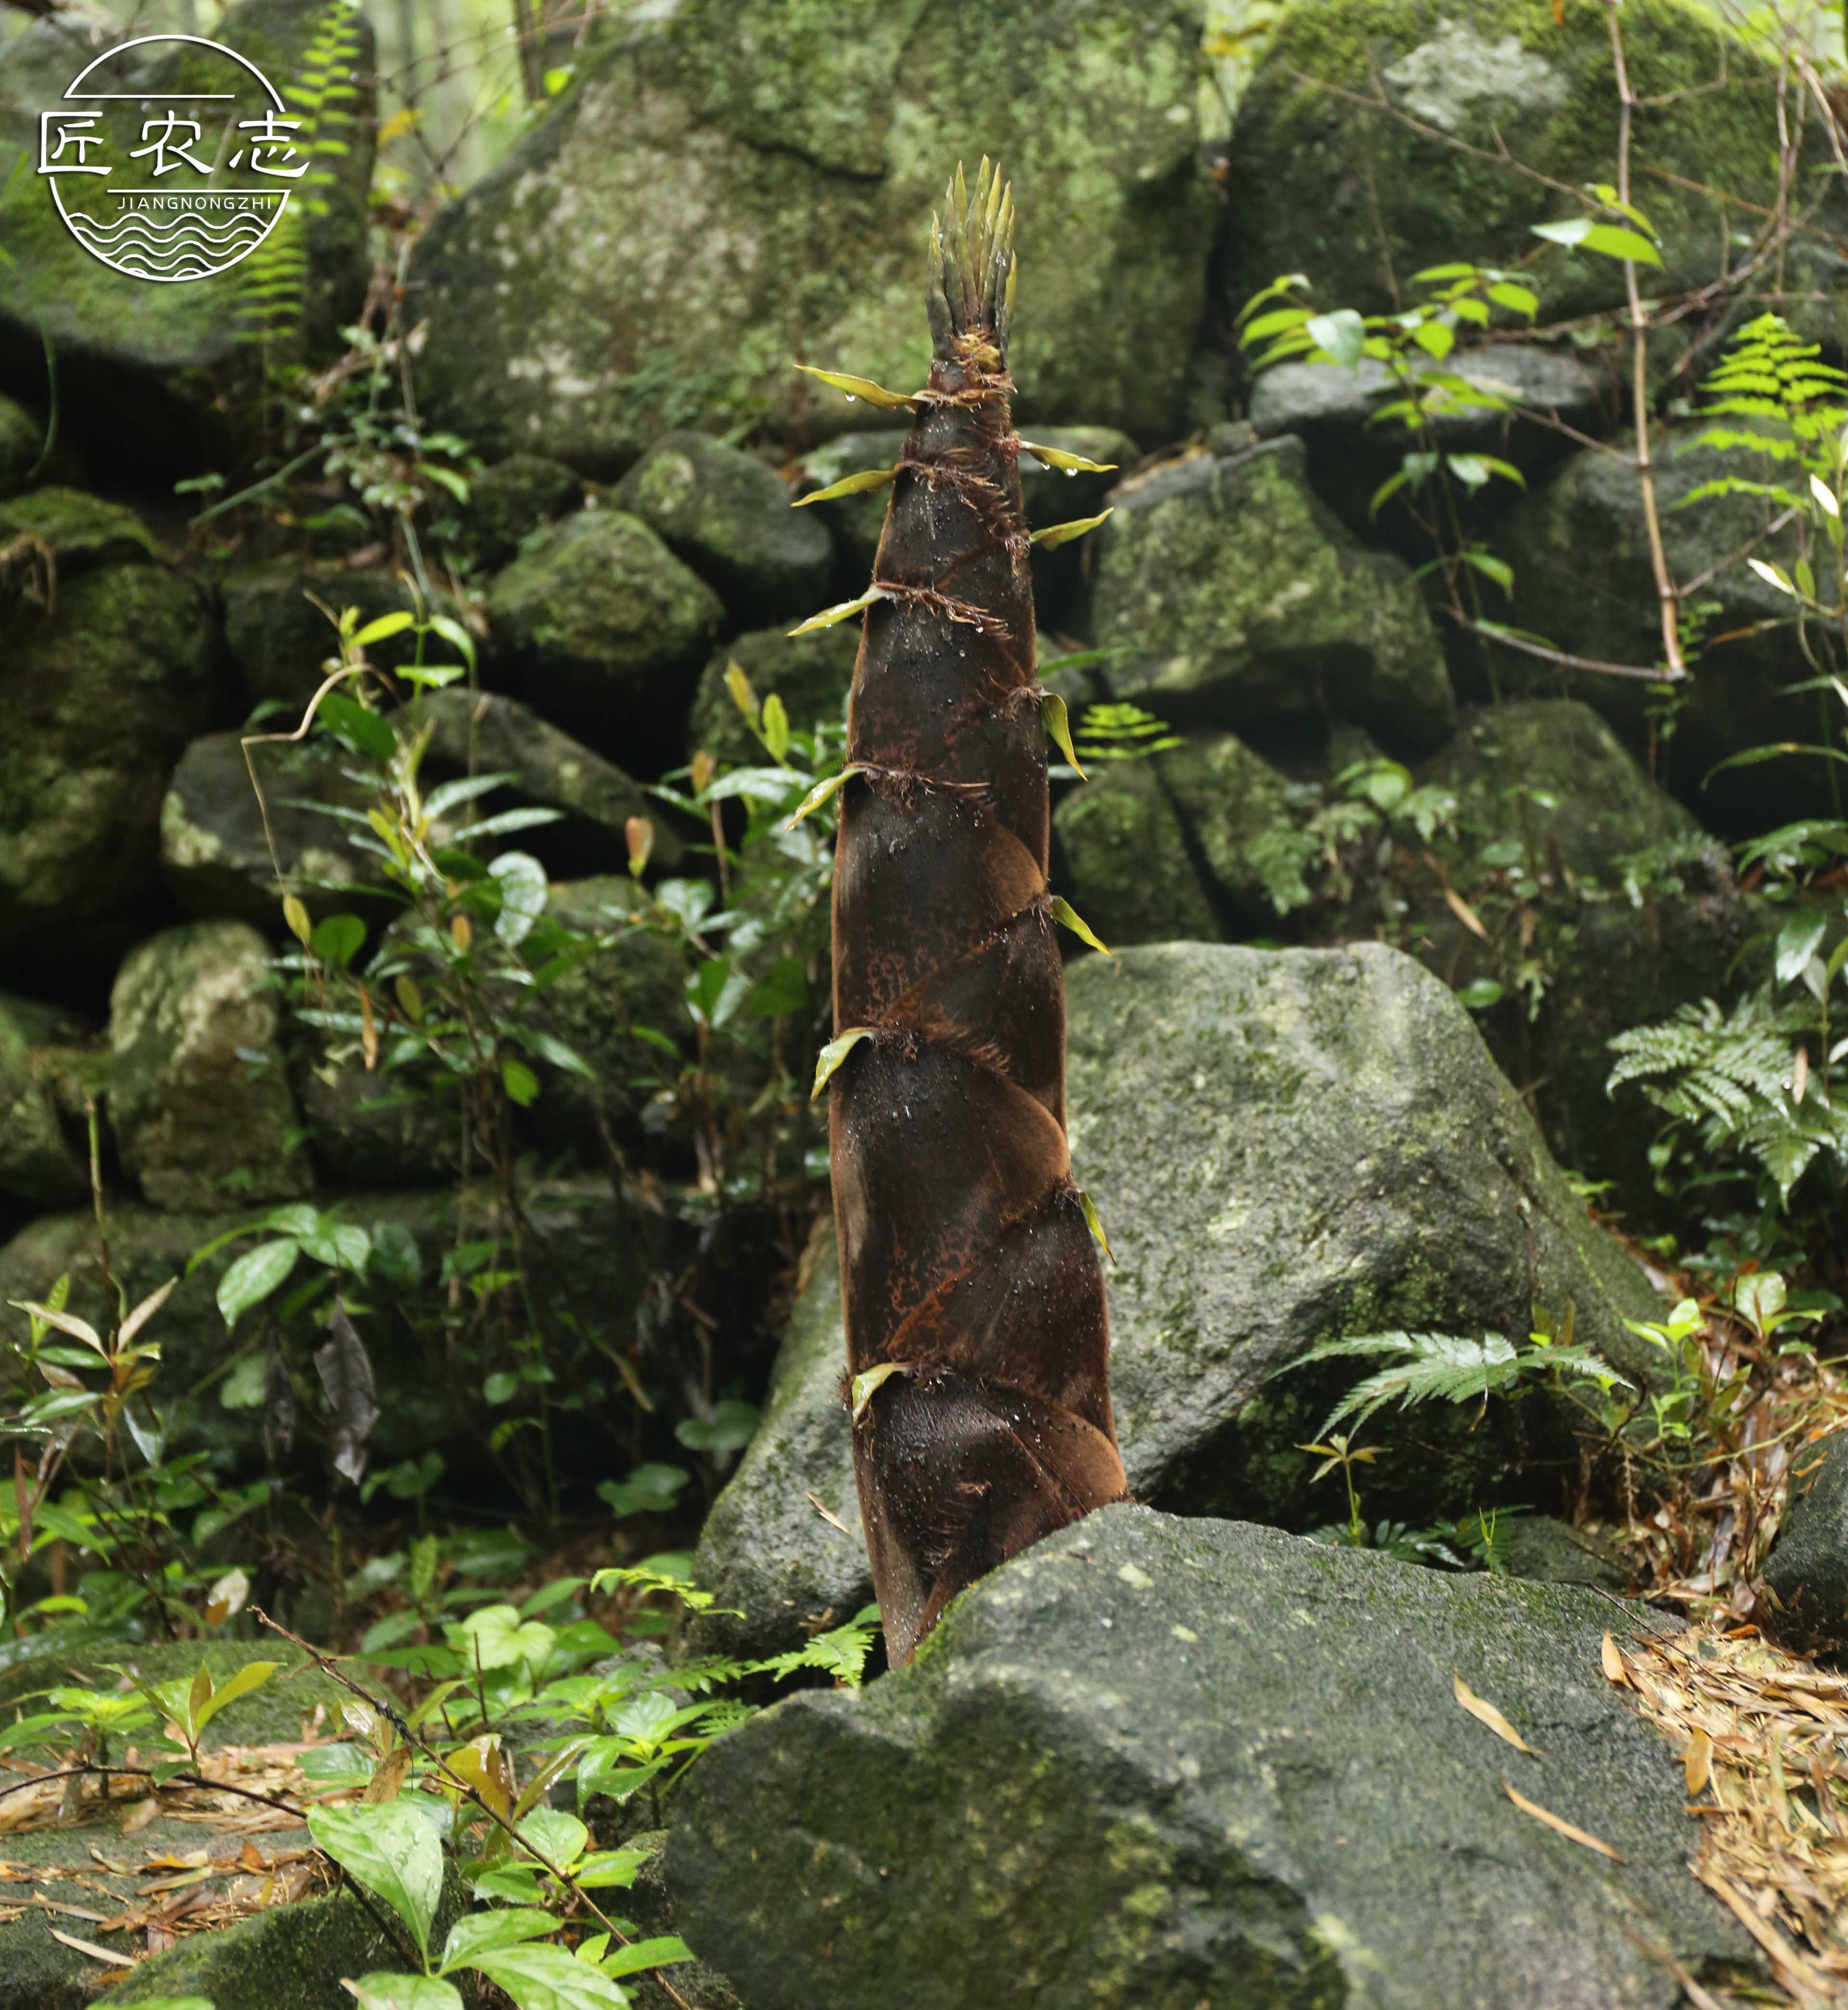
xmin=236 ymin=1 xmax=364 ymax=350
xmin=1677 ymin=311 xmax=1848 ymax=515
xmin=1072 ymin=701 xmax=1184 ymax=765
xmin=1607 ymin=992 xmax=1848 ymax=1200
xmin=1284 ymin=1327 xmax=1630 ymax=1439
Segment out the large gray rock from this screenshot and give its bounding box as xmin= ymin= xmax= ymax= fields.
xmin=693 ymin=942 xmax=1663 ymax=1652
xmin=0 ymin=506 xmax=216 ymax=960
xmin=0 ymin=3 xmax=377 ymax=477
xmin=451 ymin=451 xmax=584 ymax=571
xmin=669 ymin=1506 xmax=1756 ymax=2010
xmin=487 ymin=509 xmax=722 ymax=742
xmin=1492 ymin=425 xmax=1824 ymax=834
xmin=1763 ymin=1430 xmax=1848 ymax=1653
xmin=1086 ymin=437 xmax=1456 ymax=750
xmin=615 ymin=432 xmax=832 ymax=622
xmin=409 ymin=1 xmax=1215 ymax=473
xmin=108 ymin=919 xmax=311 ymax=1211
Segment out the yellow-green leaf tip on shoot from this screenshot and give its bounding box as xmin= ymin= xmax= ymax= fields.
xmin=793 ymin=362 xmax=918 ymax=411
xmin=850 ymin=1361 xmax=911 ymax=1423
xmin=1030 ymin=508 xmax=1113 ymax=552
xmin=812 ymin=1027 xmax=874 ymax=1100
xmin=787 ymin=585 xmax=889 ymax=636
xmin=793 ymin=465 xmax=901 ymax=507
xmin=1040 ymin=691 xmax=1086 ymax=779
xmin=1078 ymin=1190 xmax=1115 ymax=1264
xmin=1019 ymin=440 xmax=1118 ymax=474
xmin=785 ymin=765 xmax=858 ymax=831
xmin=1049 ymin=894 xmax=1112 ymax=958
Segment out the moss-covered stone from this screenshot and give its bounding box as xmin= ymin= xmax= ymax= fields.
xmin=670 ymin=1507 xmax=1756 ymax=2010
xmin=1053 ymin=731 xmax=1301 ymax=945
xmin=1492 ymin=424 xmax=1823 ymax=835
xmin=0 ymin=1178 xmax=685 ymax=1479
xmin=0 ymin=991 xmax=92 ymax=1207
xmin=409 ymin=1 xmax=1215 ymax=473
xmin=615 ymin=432 xmax=831 ymax=623
xmin=687 ymin=625 xmax=859 ymax=770
xmin=1762 ymin=1429 xmax=1848 ymax=1653
xmin=0 ymin=487 xmax=161 ymax=569
xmin=693 ymin=942 xmax=1664 ymax=1654
xmin=219 ymin=560 xmax=452 ymax=711
xmin=1086 ymin=437 xmax=1456 ymax=750
xmin=0 ymin=4 xmax=377 ymax=478
xmin=0 ymin=562 xmax=216 ymax=958
xmin=488 ymin=510 xmax=722 ymax=741
xmin=452 ymin=452 xmax=585 ymax=572
xmin=1221 ymin=0 xmax=1828 ymax=345
xmin=160 ymin=731 xmax=386 ymax=928
xmin=407 ymin=686 xmax=683 ymax=878
xmin=108 ymin=919 xmax=311 ymax=1211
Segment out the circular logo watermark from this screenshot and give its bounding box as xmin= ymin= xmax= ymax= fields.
xmin=37 ymin=34 xmax=303 ymax=284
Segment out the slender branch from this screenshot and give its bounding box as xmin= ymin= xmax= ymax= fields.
xmin=1445 ymin=609 xmax=1684 ymax=682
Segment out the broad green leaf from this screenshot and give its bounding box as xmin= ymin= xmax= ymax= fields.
xmin=216 ymin=1239 xmax=300 ymax=1331
xmin=812 ymin=1027 xmax=873 ymax=1099
xmin=490 ymin=851 xmax=548 ymax=947
xmin=1040 ymin=690 xmax=1085 ymax=778
xmin=452 ymin=1603 xmax=556 ymax=1671
xmin=1748 ymin=556 xmax=1798 ymax=597
xmin=319 ymin=693 xmax=398 ymax=763
xmin=849 ymin=1361 xmax=910 ymax=1422
xmin=502 ymin=1058 xmax=540 ymax=1107
xmin=308 ymin=1802 xmax=444 ymax=1960
xmin=346 ymin=1977 xmax=463 ymax=2010
xmin=601 ymin=1937 xmax=693 ymax=1978
xmin=192 ymin=1659 xmax=281 ymax=1734
xmin=1048 ymin=895 xmax=1112 ymax=957
xmin=1411 ymin=318 xmax=1454 ymax=361
xmin=8 ymin=1301 xmax=103 ymax=1353
xmin=1018 ymin=440 xmax=1118 ymax=474
xmin=793 ymin=464 xmax=899 ymax=506
xmin=1530 ymin=217 xmax=1662 ymax=266
xmin=518 ymin=1806 xmax=589 ymax=1868
xmin=1030 ymin=508 xmax=1113 ymax=552
xmin=299 ymin=1219 xmax=373 ymax=1273
xmin=438 ymin=1908 xmax=559 ymax=1974
xmin=792 ymin=362 xmax=916 ymax=410
xmin=1775 ymin=911 xmax=1827 ymax=985
xmin=786 ymin=585 xmax=888 ymax=636
xmin=282 ymin=894 xmax=313 ymax=944
xmin=466 ymin=1945 xmax=628 ymax=2010
xmin=352 ymin=612 xmax=416 ymax=648
xmin=1304 ymin=309 xmax=1366 ymax=368
xmin=760 ymin=691 xmax=790 ymax=761
xmin=425 ymin=614 xmax=477 ymax=674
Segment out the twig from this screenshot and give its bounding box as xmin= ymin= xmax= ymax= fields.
xmin=1607 ymin=0 xmax=1685 ymax=680
xmin=1445 ymin=610 xmax=1682 ymax=683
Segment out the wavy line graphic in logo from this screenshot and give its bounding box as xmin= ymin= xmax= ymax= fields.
xmin=39 ymin=35 xmax=296 ymax=284
xmin=61 ymin=203 xmax=281 ymax=281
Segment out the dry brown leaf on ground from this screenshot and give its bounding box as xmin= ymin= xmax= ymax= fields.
xmin=1453 ymin=1672 xmax=1540 ymax=1754
xmin=1502 ymin=1776 xmax=1624 ymax=1860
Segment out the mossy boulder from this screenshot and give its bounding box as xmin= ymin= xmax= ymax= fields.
xmin=1492 ymin=425 xmax=1821 ymax=835
xmin=160 ymin=731 xmax=385 ymax=928
xmin=0 ymin=1178 xmax=685 ymax=1481
xmin=0 ymin=991 xmax=92 ymax=1207
xmin=404 ymin=687 xmax=681 ymax=878
xmin=0 ymin=2 xmax=377 ymax=478
xmin=1763 ymin=1430 xmax=1848 ymax=1653
xmin=671 ymin=1508 xmax=1755 ymax=2010
xmin=1220 ymin=0 xmax=1828 ymax=348
xmin=1085 ymin=437 xmax=1456 ymax=750
xmin=219 ymin=560 xmax=450 ymax=711
xmin=452 ymin=451 xmax=585 ymax=571
xmin=0 ymin=550 xmax=216 ymax=960
xmin=409 ymin=0 xmax=1215 ymax=474
xmin=487 ymin=510 xmax=722 ymax=745
xmin=0 ymin=486 xmax=162 ymax=568
xmin=687 ymin=625 xmax=859 ymax=770
xmin=692 ymin=941 xmax=1663 ymax=1654
xmin=615 ymin=432 xmax=831 ymax=623
xmin=1053 ymin=731 xmax=1304 ymax=945
xmin=0 ymin=395 xmax=43 ymax=493
xmin=108 ymin=919 xmax=311 ymax=1211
